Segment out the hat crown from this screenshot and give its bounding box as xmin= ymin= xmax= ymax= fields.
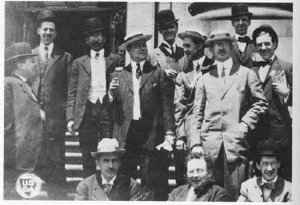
xmin=178 ymin=30 xmax=207 ymax=41
xmin=231 ymin=4 xmax=252 ymax=17
xmin=157 ymin=9 xmax=177 ymax=27
xmin=83 ymin=17 xmax=105 ymax=35
xmin=96 ymin=138 xmax=121 ymax=153
xmin=37 ymin=9 xmax=56 ymax=22
xmin=5 ymin=42 xmax=33 ymax=61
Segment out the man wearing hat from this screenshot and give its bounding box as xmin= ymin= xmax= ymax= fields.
xmin=32 ymin=9 xmax=73 ymax=185
xmin=66 ymin=17 xmax=121 ymax=177
xmin=75 ymin=138 xmax=152 ymax=200
xmin=4 ymin=42 xmax=44 ymax=199
xmin=238 ymin=139 xmax=291 ymax=202
xmin=251 ymin=25 xmax=292 ymax=181
xmin=191 ymin=30 xmax=268 ymax=199
xmin=109 ymin=33 xmax=175 ymax=200
xmin=230 ymin=4 xmax=256 ymax=67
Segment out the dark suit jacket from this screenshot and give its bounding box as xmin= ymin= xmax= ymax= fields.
xmin=4 ymin=75 xmax=43 ymax=171
xmin=66 ymin=53 xmax=121 ymax=133
xmin=111 ymin=61 xmax=175 ymax=149
xmin=232 ymin=37 xmax=256 ymax=68
xmin=32 ymin=45 xmax=72 ymax=138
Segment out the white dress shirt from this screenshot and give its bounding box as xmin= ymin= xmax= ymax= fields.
xmin=39 ymin=42 xmax=54 ymax=62
xmin=101 ymin=175 xmax=116 ymax=185
xmin=258 ymin=55 xmax=275 ymax=82
xmin=185 ymin=186 xmax=197 ymax=201
xmin=215 ymin=57 xmax=233 ymax=78
xmin=88 ymin=49 xmax=106 ymax=104
xmin=131 ymin=60 xmax=145 ymax=120
xmin=235 ymin=34 xmax=248 ymax=53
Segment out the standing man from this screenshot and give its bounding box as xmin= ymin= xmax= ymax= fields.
xmin=4 ymin=42 xmax=44 ymax=199
xmin=32 ymin=9 xmax=73 ymax=188
xmin=191 ymin=31 xmax=268 ymax=199
xmin=231 ymin=4 xmax=256 ymax=67
xmin=251 ymin=25 xmax=292 ymax=180
xmin=109 ymin=33 xmax=175 ymax=200
xmin=66 ymin=17 xmax=121 ymax=177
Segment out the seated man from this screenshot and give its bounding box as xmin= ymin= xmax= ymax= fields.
xmin=238 ymin=139 xmax=291 ymax=202
xmin=75 ymin=138 xmax=152 ymax=200
xmin=168 ymin=152 xmax=232 ymax=201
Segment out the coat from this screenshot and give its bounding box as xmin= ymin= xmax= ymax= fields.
xmin=32 ymin=45 xmax=72 ymax=139
xmin=110 ymin=60 xmax=175 ymax=150
xmin=66 ymin=53 xmax=121 ymax=132
xmin=238 ymin=176 xmax=292 ymax=202
xmin=75 ymin=173 xmax=152 ymax=200
xmin=232 ymin=36 xmax=256 ymax=68
xmin=4 ymin=75 xmax=43 ymax=171
xmin=191 ymin=58 xmax=268 ymax=162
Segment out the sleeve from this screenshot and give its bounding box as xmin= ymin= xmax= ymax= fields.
xmin=237 ymin=182 xmax=248 ymax=202
xmin=109 ymin=72 xmax=124 ymax=125
xmin=74 ymin=180 xmax=88 ymax=200
xmin=285 ymin=63 xmax=292 ymax=106
xmin=66 ymin=60 xmax=79 ymax=122
xmin=129 ymin=179 xmax=154 ymax=201
xmin=241 ymin=69 xmax=268 ymax=130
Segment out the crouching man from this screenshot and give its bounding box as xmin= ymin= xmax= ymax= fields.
xmin=75 ymin=138 xmax=152 ymax=200
xmin=238 ymin=139 xmax=291 ymax=202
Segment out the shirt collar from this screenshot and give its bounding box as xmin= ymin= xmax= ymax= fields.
xmin=131 ymin=60 xmax=146 ymax=72
xmin=90 ymin=49 xmax=104 ymax=59
xmin=192 ymin=56 xmax=206 ymax=70
xmin=215 ymin=57 xmax=233 ymax=70
xmin=262 ymin=176 xmax=278 ymax=184
xmin=40 ymin=42 xmax=54 ymax=53
xmin=235 ymin=34 xmax=248 ymax=39
xmin=161 ymin=39 xmax=177 ymax=51
xmin=101 ymin=175 xmax=116 ymax=185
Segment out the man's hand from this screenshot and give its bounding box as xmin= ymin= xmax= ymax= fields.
xmin=67 ymin=120 xmax=75 ymax=133
xmin=272 ymin=82 xmax=289 ymax=97
xmin=109 ymin=77 xmax=120 ymax=98
xmin=165 ymin=68 xmax=178 ymax=80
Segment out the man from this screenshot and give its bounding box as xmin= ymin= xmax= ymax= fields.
xmin=66 ymin=17 xmax=121 ymax=177
xmin=231 ymin=4 xmax=256 ymax=67
xmin=32 ymin=9 xmax=73 ymax=185
xmin=238 ymin=139 xmax=291 ymax=202
xmin=75 ymin=138 xmax=152 ymax=200
xmin=109 ymin=33 xmax=175 ymax=200
xmin=251 ymin=25 xmax=292 ymax=181
xmin=168 ymin=152 xmax=232 ymax=201
xmin=191 ymin=31 xmax=268 ymax=199
xmin=151 ymin=9 xmax=185 ymax=80
xmin=4 ymin=42 xmax=44 ymax=199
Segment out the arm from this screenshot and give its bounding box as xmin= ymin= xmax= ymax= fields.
xmin=237 ymin=182 xmax=249 ymax=202
xmin=241 ymin=70 xmax=268 ymax=130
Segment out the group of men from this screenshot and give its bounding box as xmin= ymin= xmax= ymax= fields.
xmin=4 ymin=3 xmax=292 ymax=202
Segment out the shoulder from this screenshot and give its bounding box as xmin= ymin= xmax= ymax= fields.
xmin=283 ymin=179 xmax=292 ymax=191
xmin=77 ymin=174 xmax=96 ymax=188
xmin=276 ymin=57 xmax=292 ymax=70
xmin=169 ymin=184 xmax=189 ymax=196
xmin=241 ymin=177 xmax=258 ymax=188
xmin=210 ymin=184 xmax=233 ymax=201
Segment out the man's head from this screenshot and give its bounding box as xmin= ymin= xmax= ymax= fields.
xmin=206 ymin=32 xmax=235 ymax=62
xmin=121 ymin=33 xmax=152 ymax=62
xmin=231 ymin=4 xmax=252 ymax=36
xmin=186 ymin=152 xmax=213 ymax=188
xmin=256 ymin=140 xmax=281 ymax=182
xmin=91 ymin=138 xmax=125 ymax=181
xmin=83 ymin=17 xmax=106 ymax=51
xmin=157 ymin=10 xmax=178 ymax=44
xmin=36 ymin=10 xmax=57 ymax=45
xmin=252 ymin=25 xmax=278 ymax=61
xmin=178 ymin=31 xmax=206 ymax=60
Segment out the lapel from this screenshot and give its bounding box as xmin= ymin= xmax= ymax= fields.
xmin=140 ymin=61 xmax=156 ymax=90
xmin=81 ymin=55 xmax=91 ymax=76
xmin=263 ymin=56 xmax=281 ymax=86
xmin=92 ymin=174 xmax=109 ymax=200
xmin=177 ymin=184 xmax=190 ymax=201
xmin=14 ymin=75 xmax=39 ymax=103
xmin=45 ymin=45 xmax=63 ymax=73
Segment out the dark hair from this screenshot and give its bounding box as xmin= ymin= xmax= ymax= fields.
xmin=186 ymin=152 xmax=214 ymax=173
xmin=252 ymin=25 xmax=278 ymax=48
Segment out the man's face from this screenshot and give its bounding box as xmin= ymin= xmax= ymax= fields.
xmin=128 ymin=40 xmax=148 ymax=62
xmin=211 ymin=40 xmax=232 ymax=62
xmin=159 ymin=23 xmax=178 ymax=43
xmin=85 ymin=31 xmax=106 ymax=51
xmin=256 ymin=156 xmax=280 ymax=182
xmin=37 ymin=21 xmax=56 ymax=45
xmin=187 ymin=158 xmax=208 ymax=187
xmin=182 ymin=37 xmax=204 ymax=60
xmin=96 ymin=153 xmax=121 ymax=180
xmin=256 ymin=32 xmax=276 ymax=61
xmin=231 ymin=15 xmax=251 ymax=36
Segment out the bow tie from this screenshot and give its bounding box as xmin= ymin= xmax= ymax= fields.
xmin=238 ymin=36 xmax=251 ymax=43
xmin=253 ymin=60 xmax=272 ymax=67
xmin=261 ymin=182 xmax=276 ymax=190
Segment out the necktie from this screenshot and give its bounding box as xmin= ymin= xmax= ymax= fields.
xmin=95 ymin=52 xmax=100 ymax=59
xmin=44 ymin=46 xmax=49 ymax=61
xmin=136 ymin=63 xmax=142 ymax=79
xmin=170 ymin=46 xmax=175 ymax=58
xmin=261 ymin=182 xmax=275 ymax=190
xmin=221 ymin=66 xmax=226 ymax=78
xmin=103 ymin=184 xmax=112 ymax=195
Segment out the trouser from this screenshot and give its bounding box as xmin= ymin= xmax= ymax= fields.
xmin=214 ymin=144 xmax=247 ymax=200
xmin=79 ymin=100 xmax=112 ymax=177
xmin=120 ymin=119 xmax=170 ymax=201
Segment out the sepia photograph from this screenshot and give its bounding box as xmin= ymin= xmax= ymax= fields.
xmin=3 ymin=0 xmax=295 ymax=202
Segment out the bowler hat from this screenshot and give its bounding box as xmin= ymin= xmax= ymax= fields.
xmin=231 ymin=4 xmax=253 ymax=18
xmin=156 ymin=9 xmax=178 ymax=30
xmin=91 ymin=138 xmax=125 ymax=158
xmin=256 ymin=139 xmax=280 ymax=158
xmin=205 ymin=31 xmax=235 ymax=46
xmin=178 ymin=30 xmax=207 ymax=43
xmin=83 ymin=17 xmax=105 ymax=36
xmin=5 ymin=42 xmax=37 ymax=63
xmin=37 ymin=9 xmax=56 ymax=23
xmin=120 ymin=33 xmax=152 ymax=49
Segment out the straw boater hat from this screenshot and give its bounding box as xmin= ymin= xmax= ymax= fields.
xmin=178 ymin=30 xmax=207 ymax=43
xmin=120 ymin=33 xmax=152 ymax=49
xmin=91 ymin=138 xmax=125 ymax=158
xmin=5 ymin=42 xmax=37 ymax=63
xmin=83 ymin=17 xmax=106 ymax=36
xmin=231 ymin=4 xmax=253 ymax=18
xmin=205 ymin=30 xmax=235 ymax=46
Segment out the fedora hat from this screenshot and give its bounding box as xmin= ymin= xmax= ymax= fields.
xmin=83 ymin=17 xmax=105 ymax=36
xmin=178 ymin=30 xmax=207 ymax=43
xmin=120 ymin=33 xmax=152 ymax=49
xmin=156 ymin=9 xmax=178 ymax=29
xmin=205 ymin=31 xmax=235 ymax=46
xmin=5 ymin=42 xmax=37 ymax=63
xmin=91 ymin=138 xmax=125 ymax=158
xmin=37 ymin=9 xmax=56 ymax=23
xmin=231 ymin=4 xmax=253 ymax=18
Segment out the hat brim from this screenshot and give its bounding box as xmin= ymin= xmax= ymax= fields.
xmin=91 ymin=150 xmax=126 ymax=158
xmin=178 ymin=32 xmax=206 ymax=42
xmin=205 ymin=37 xmax=235 ymax=46
xmin=121 ymin=34 xmax=152 ymax=49
xmin=257 ymin=150 xmax=279 ymax=157
xmin=5 ymin=54 xmax=37 ymax=63
xmin=157 ymin=19 xmax=178 ymax=29
xmin=231 ymin=12 xmax=253 ymax=18
xmin=83 ymin=27 xmax=106 ymax=36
